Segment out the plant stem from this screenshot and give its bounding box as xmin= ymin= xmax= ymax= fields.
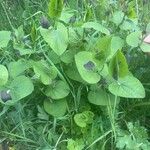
xmin=53 ymin=118 xmax=57 ymax=133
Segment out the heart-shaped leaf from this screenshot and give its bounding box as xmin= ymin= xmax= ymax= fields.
xmin=0 ymin=31 xmax=11 ymax=48
xmin=112 ymin=11 xmax=124 ymax=26
xmin=82 ymin=22 xmax=110 ymax=35
xmin=40 ymin=23 xmax=68 ymax=56
xmin=10 ymin=76 xmax=34 ymax=101
xmin=108 ymin=76 xmax=145 ymax=98
xmin=126 ymin=31 xmax=141 ymax=47
xmin=44 ymin=99 xmax=67 ymax=118
xmin=45 ymin=80 xmax=70 ymax=99
xmin=8 ymin=60 xmax=29 ymax=78
xmin=75 ymin=51 xmax=101 ymax=84
xmin=0 ymin=65 xmax=9 ymax=86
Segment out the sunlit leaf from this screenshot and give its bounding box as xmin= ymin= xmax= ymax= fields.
xmin=0 ymin=31 xmax=11 ymax=48
xmin=94 ymin=36 xmax=111 ymax=61
xmin=8 ymin=59 xmax=29 ymax=78
xmin=74 ymin=111 xmax=94 ymax=128
xmin=60 ymin=8 xmax=74 ymax=23
xmin=10 ymin=76 xmax=34 ymax=101
xmin=82 ymin=22 xmax=110 ymax=35
xmin=0 ymin=65 xmax=9 ymax=86
xmin=40 ymin=23 xmax=68 ymax=56
xmin=112 ymin=11 xmax=124 ymax=26
xmin=108 ymin=76 xmax=145 ymax=98
xmin=48 ymin=0 xmax=63 ymax=19
xmin=110 ymin=36 xmax=124 ymax=57
xmin=75 ymin=51 xmax=101 ymax=84
xmin=109 ymin=50 xmax=129 ymax=79
xmin=67 ymin=139 xmax=84 ymax=150
xmin=126 ymin=31 xmax=141 ymax=47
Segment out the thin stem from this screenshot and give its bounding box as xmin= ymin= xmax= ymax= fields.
xmin=53 ymin=118 xmax=57 ymax=133
xmin=1 ymin=131 xmax=37 ymax=144
xmin=54 ymin=131 xmax=64 ymax=148
xmin=85 ymin=130 xmax=112 ymax=150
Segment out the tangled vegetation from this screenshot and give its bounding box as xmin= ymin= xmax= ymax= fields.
xmin=0 ymin=0 xmax=150 ymax=149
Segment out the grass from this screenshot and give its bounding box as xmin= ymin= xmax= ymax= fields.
xmin=0 ymin=0 xmax=49 ymax=30
xmin=1 ymin=0 xmax=150 ymax=149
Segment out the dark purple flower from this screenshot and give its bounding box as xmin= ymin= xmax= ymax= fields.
xmin=0 ymin=90 xmax=12 ymax=102
xmin=40 ymin=16 xmax=50 ymax=29
xmin=84 ymin=61 xmax=95 ymax=70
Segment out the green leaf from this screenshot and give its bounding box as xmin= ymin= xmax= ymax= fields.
xmin=44 ymin=99 xmax=67 ymax=118
xmin=116 ymin=135 xmax=136 ymax=149
xmin=67 ymin=139 xmax=85 ymax=150
xmin=112 ymin=11 xmax=124 ymax=26
xmin=127 ymin=122 xmax=148 ymax=142
xmin=13 ymin=43 xmax=34 ymax=55
xmin=31 ymin=60 xmax=57 ymax=85
xmin=120 ymin=18 xmax=140 ymax=31
xmin=108 ymin=76 xmax=145 ymax=98
xmin=88 ymin=88 xmax=119 ymax=106
xmin=128 ymin=5 xmax=137 ymax=19
xmin=31 ymin=23 xmax=37 ymax=42
xmin=14 ymin=25 xmax=24 ymax=41
xmin=0 ymin=65 xmax=9 ymax=86
xmin=74 ymin=111 xmax=94 ymax=128
xmin=94 ymin=36 xmax=111 ymax=61
xmin=48 ymin=50 xmax=61 ymax=64
xmin=40 ymin=23 xmax=68 ymax=56
xmin=140 ymin=42 xmax=150 ymax=52
xmin=0 ymin=31 xmax=11 ymax=48
xmin=60 ymin=8 xmax=74 ymax=23
xmin=84 ymin=5 xmax=93 ymax=22
xmin=8 ymin=60 xmax=29 ymax=78
xmin=10 ymin=76 xmax=34 ymax=101
xmin=65 ymin=63 xmax=85 ymax=83
xmin=82 ymin=22 xmax=110 ymax=35
xmin=126 ymin=31 xmax=141 ymax=47
xmin=110 ymin=36 xmax=124 ymax=57
xmin=48 ymin=0 xmax=63 ymax=19
xmin=45 ymin=80 xmax=70 ymax=99
xmin=60 ymin=49 xmax=77 ymax=64
xmin=75 ymin=51 xmax=101 ymax=84
xmin=68 ymin=27 xmax=80 ymax=45
xmin=117 ymin=50 xmax=129 ymax=77
xmin=109 ymin=50 xmax=129 ymax=78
